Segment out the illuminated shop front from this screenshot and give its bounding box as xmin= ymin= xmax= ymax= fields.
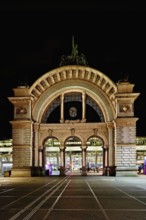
xmin=0 ymin=139 xmax=12 ymax=175
xmin=136 ymin=137 xmax=146 ymax=165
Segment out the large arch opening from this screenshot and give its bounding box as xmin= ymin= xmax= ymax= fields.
xmin=43 ymin=92 xmax=104 ymax=123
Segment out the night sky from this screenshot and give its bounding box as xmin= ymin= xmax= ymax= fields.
xmin=0 ymin=2 xmax=146 ymax=139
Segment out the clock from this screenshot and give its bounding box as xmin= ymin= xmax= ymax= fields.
xmin=69 ymin=107 xmax=77 ymax=117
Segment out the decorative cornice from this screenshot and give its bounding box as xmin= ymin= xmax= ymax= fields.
xmin=30 ymin=66 xmax=117 ymax=104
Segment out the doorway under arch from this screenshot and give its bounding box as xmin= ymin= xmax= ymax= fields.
xmin=44 ymin=137 xmax=61 ymax=176
xmin=65 ymin=136 xmax=82 ymax=175
xmin=86 ymin=136 xmax=104 ymax=175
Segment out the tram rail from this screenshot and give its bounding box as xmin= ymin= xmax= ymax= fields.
xmin=0 ymin=176 xmax=70 ymax=220
xmin=1 ymin=176 xmax=146 ymax=220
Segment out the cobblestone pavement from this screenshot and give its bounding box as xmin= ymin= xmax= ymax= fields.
xmin=0 ymin=175 xmax=146 ymax=220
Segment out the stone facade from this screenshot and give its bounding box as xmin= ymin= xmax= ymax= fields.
xmin=8 ymin=65 xmax=140 ymax=177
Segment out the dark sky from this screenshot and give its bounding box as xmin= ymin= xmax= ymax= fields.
xmin=0 ymin=1 xmax=146 ymax=139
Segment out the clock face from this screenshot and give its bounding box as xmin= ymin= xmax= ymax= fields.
xmin=69 ymin=107 xmax=77 ymax=118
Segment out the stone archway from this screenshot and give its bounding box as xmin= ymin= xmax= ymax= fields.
xmin=8 ymin=65 xmax=140 ymax=177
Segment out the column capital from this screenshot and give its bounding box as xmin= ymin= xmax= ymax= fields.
xmin=82 ymin=146 xmax=86 ymax=150
xmin=106 ymin=122 xmax=115 ymax=129
xmin=34 ymin=123 xmax=40 ymax=132
xmin=82 ymin=91 xmax=86 ymax=97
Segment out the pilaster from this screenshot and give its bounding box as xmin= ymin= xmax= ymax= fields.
xmin=8 ymin=85 xmax=34 ymax=177
xmin=115 ymin=81 xmax=140 ymax=176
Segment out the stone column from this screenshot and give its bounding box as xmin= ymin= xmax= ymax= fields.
xmin=31 ymin=147 xmax=44 ymax=177
xmin=38 ymin=148 xmax=43 ymax=167
xmin=103 ymin=147 xmax=109 ymax=176
xmin=82 ymin=91 xmax=86 ymax=122
xmin=33 ymin=123 xmax=40 ymax=167
xmin=60 ymin=146 xmax=65 ymax=176
xmin=31 ymin=123 xmax=43 ymax=176
xmin=104 ymin=147 xmax=109 ymax=167
xmin=60 ymin=94 xmax=64 ymax=123
xmin=107 ymin=122 xmax=116 ymax=176
xmin=81 ymin=146 xmax=87 ymax=176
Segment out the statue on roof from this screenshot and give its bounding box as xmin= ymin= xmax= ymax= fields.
xmin=59 ymin=36 xmax=88 ymax=66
